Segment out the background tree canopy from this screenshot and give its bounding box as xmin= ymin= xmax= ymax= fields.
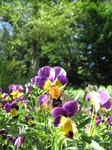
xmin=0 ymin=0 xmax=112 ymax=91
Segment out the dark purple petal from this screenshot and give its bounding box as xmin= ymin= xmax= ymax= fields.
xmin=102 ymin=99 xmax=111 ymax=111
xmin=5 ymin=103 xmax=11 ymax=113
xmin=1 ymin=100 xmax=8 ymax=107
xmin=38 ymin=66 xmax=55 ymax=82
xmin=35 ymin=76 xmax=39 ymax=83
xmin=53 ymin=67 xmax=67 ymax=79
xmin=86 ymin=94 xmax=91 ymax=101
xmin=20 ymin=95 xmax=26 ymax=101
xmin=57 ymin=75 xmax=68 ymax=85
xmin=38 ymin=78 xmax=48 ymax=89
xmin=25 ymin=114 xmax=29 ymax=122
xmin=38 ymin=94 xmax=48 ymax=106
xmin=96 ymin=116 xmax=104 ymax=126
xmin=3 ymin=93 xmax=9 ymax=98
xmin=9 ymin=136 xmax=16 ymax=143
xmin=0 ymin=88 xmax=4 ymax=93
xmin=31 ymin=76 xmax=39 ymax=86
xmin=107 ymin=116 xmax=112 ymax=126
xmin=11 ymin=102 xmax=17 ymax=108
xmin=54 ymin=115 xmax=62 ymax=127
xmin=26 ymin=86 xmax=32 ymax=94
xmin=36 ymin=138 xmax=39 ymax=143
xmin=63 ymin=101 xmax=79 ymax=117
xmin=9 ymin=84 xmax=16 ymax=94
xmin=99 ymin=90 xmax=110 ymax=105
xmin=89 ymin=107 xmax=95 ymax=116
xmin=31 ymin=77 xmax=36 ymax=86
xmin=52 ymin=107 xmax=68 ymax=117
xmin=16 ymin=85 xmax=24 ymax=92
xmin=0 ymin=128 xmax=5 ymax=134
xmin=14 ymin=137 xmax=25 ymax=148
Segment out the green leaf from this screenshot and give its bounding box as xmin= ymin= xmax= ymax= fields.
xmin=81 ymin=135 xmax=105 ymax=150
xmin=78 ymin=118 xmax=91 ymax=129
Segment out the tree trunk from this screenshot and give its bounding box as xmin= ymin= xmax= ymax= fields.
xmin=31 ymin=40 xmax=41 ymax=73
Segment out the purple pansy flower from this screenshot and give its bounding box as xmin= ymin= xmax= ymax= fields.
xmin=9 ymin=84 xmax=24 ymax=94
xmin=52 ymin=101 xmax=79 ymax=138
xmin=52 ymin=101 xmax=79 ymax=118
xmin=96 ymin=116 xmax=104 ymax=126
xmin=87 ymin=89 xmax=111 ymax=112
xmin=0 ymin=93 xmax=11 ymax=107
xmin=2 ymin=93 xmax=11 ymax=101
xmin=37 ymin=66 xmax=68 ymax=99
xmin=9 ymin=84 xmax=24 ymax=100
xmin=31 ymin=76 xmax=39 ymax=87
xmin=25 ymin=114 xmax=35 ymax=126
xmin=99 ymin=90 xmax=111 ymax=111
xmin=5 ymin=102 xmax=19 ymax=118
xmin=38 ymin=94 xmax=51 ymax=111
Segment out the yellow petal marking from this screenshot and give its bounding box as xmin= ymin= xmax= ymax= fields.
xmin=11 ymin=90 xmax=23 ymax=99
xmin=44 ymin=80 xmax=52 ymax=91
xmin=0 ymin=92 xmax=3 ymax=99
xmin=54 ymin=79 xmax=63 ymax=88
xmin=10 ymin=108 xmax=18 ymax=118
xmin=6 ymin=96 xmax=11 ymax=101
xmin=61 ymin=118 xmax=78 ymax=138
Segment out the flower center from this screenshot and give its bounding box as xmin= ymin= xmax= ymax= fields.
xmin=48 ymin=87 xmax=61 ymax=99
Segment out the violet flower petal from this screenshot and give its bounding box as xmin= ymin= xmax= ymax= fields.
xmin=107 ymin=116 xmax=112 ymax=126
xmin=99 ymin=90 xmax=110 ymax=105
xmin=96 ymin=116 xmax=104 ymax=126
xmin=54 ymin=115 xmax=66 ymax=127
xmin=9 ymin=84 xmax=16 ymax=94
xmin=0 ymin=88 xmax=4 ymax=93
xmin=53 ymin=67 xmax=67 ymax=79
xmin=38 ymin=94 xmax=48 ymax=106
xmin=38 ymin=78 xmax=48 ymax=89
xmin=16 ymin=85 xmax=24 ymax=92
xmin=52 ymin=107 xmax=68 ymax=117
xmin=38 ymin=66 xmax=55 ymax=82
xmin=14 ymin=137 xmax=25 ymax=148
xmin=102 ymin=100 xmax=111 ymax=111
xmin=57 ymin=75 xmax=68 ymax=85
xmin=63 ymin=101 xmax=79 ymax=117
xmin=5 ymin=103 xmax=11 ymax=113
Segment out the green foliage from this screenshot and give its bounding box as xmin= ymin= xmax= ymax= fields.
xmin=1 ymin=84 xmax=112 ymax=149
xmin=0 ymin=0 xmax=112 ymax=88
xmin=0 ymin=56 xmax=28 ymax=92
